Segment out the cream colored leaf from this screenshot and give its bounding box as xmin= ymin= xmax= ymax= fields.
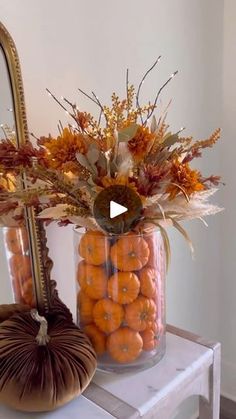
xmin=118 ymin=123 xmax=139 ymax=142
xmin=67 ymin=216 xmax=101 ymax=230
xmin=150 ymin=115 xmax=157 ymax=133
xmin=37 ymin=204 xmax=70 ymax=219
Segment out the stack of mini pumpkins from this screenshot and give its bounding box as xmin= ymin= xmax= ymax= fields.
xmin=3 ymin=227 xmax=35 ymax=306
xmin=77 ymin=230 xmax=165 ymax=365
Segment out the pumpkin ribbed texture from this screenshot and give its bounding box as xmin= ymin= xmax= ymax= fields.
xmin=0 ymin=311 xmax=97 ymax=412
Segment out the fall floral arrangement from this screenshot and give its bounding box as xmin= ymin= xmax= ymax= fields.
xmin=0 ymin=59 xmax=222 ymax=261
xmin=0 ymin=60 xmax=223 ymax=370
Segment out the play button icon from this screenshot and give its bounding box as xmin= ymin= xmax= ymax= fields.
xmin=110 ymin=201 xmax=128 ymax=219
xmin=93 ymin=185 xmax=143 ymax=234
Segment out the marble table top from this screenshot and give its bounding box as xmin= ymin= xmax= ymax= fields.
xmin=0 ymin=331 xmax=214 ymax=418
xmin=92 ymin=332 xmax=213 ymax=416
xmin=0 ymin=396 xmax=113 ymax=419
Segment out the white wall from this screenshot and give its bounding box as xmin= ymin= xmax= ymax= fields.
xmin=1 ymin=0 xmax=234 ymax=409
xmin=220 ymin=0 xmax=236 ymax=401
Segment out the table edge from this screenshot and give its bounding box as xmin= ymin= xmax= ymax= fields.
xmin=166 ymin=324 xmax=220 ymax=351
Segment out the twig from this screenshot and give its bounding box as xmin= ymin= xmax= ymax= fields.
xmin=145 ymin=70 xmax=178 ymax=123
xmin=46 ymin=88 xmax=79 ymax=127
xmin=98 ymin=109 xmax=103 ymax=126
xmin=78 ymin=88 xmax=99 ymax=106
xmin=30 ymin=132 xmax=40 ymax=142
xmin=46 ymin=88 xmax=68 ymax=113
xmin=126 ymin=68 xmax=129 ymax=118
xmin=91 ymin=91 xmax=108 ymax=124
xmin=59 ymin=120 xmax=64 ymax=132
xmin=63 ymin=97 xmax=76 ymax=113
xmin=0 ymin=125 xmax=8 ymax=139
xmin=136 ymin=56 xmax=162 ymax=124
xmin=57 ymin=123 xmax=62 ymax=135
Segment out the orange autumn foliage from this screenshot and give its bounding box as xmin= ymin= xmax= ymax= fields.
xmin=166 ymin=160 xmax=205 ymax=199
xmin=128 ymin=125 xmax=155 ymax=162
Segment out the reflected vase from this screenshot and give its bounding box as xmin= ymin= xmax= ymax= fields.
xmin=74 ymin=228 xmax=166 ymax=373
xmin=2 ymin=226 xmax=35 ymax=307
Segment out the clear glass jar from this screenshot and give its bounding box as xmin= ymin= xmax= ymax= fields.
xmin=74 ymin=228 xmax=166 ymax=373
xmin=2 ymin=226 xmax=36 ymax=307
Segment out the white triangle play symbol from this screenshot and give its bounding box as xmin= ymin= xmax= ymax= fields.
xmin=110 ymin=200 xmax=128 ymax=219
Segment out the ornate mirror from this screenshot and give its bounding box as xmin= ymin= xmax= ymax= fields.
xmin=0 ymin=22 xmax=52 ymax=313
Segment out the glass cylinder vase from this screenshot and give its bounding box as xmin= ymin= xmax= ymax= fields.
xmin=74 ymin=228 xmax=166 ymax=373
xmin=2 ymin=226 xmax=36 ymax=307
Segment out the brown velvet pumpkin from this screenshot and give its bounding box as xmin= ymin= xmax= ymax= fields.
xmin=0 ymin=309 xmax=97 ymax=412
xmin=0 ymin=303 xmax=30 ymax=323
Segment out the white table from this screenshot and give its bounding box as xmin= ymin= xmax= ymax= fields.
xmin=0 ymin=325 xmax=221 ymax=419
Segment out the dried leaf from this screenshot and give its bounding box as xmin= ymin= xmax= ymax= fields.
xmin=118 ymin=123 xmax=139 ymax=142
xmin=86 ymin=144 xmax=100 ymax=165
xmin=162 ymin=133 xmax=179 ymax=148
xmin=76 ymin=152 xmax=98 ymax=176
xmin=76 ymin=153 xmax=92 ymax=171
xmin=150 ymin=115 xmax=157 ymax=133
xmin=37 ymin=204 xmax=70 ymax=219
xmin=70 ymin=216 xmax=100 ymax=230
xmin=171 ymin=218 xmax=194 ymax=256
xmin=156 ymin=222 xmax=171 ymax=270
xmin=110 ymin=161 xmax=118 ymax=176
xmin=97 ymin=153 xmax=107 ymax=171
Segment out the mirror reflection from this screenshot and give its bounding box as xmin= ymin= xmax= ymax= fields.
xmin=0 ymin=46 xmax=15 ymax=138
xmin=0 ymin=45 xmax=16 ymax=304
xmin=0 ymin=231 xmax=12 ymax=304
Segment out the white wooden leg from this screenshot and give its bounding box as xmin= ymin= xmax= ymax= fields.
xmin=199 ymin=396 xmax=216 ymax=419
xmin=199 ymin=343 xmax=221 ymax=419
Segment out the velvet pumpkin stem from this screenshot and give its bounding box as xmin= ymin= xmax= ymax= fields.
xmin=31 ymin=309 xmax=50 ymax=346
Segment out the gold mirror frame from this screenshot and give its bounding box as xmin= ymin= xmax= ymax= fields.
xmin=0 ymin=21 xmax=54 ymax=314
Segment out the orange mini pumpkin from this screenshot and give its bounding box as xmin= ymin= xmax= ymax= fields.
xmin=140 ymin=328 xmax=158 ymax=351
xmin=108 ymin=272 xmax=140 ymax=305
xmin=125 ymin=296 xmax=156 ymax=331
xmin=107 ymin=327 xmax=143 ymax=363
xmin=77 ymin=261 xmax=107 ymax=300
xmin=78 ymin=230 xmax=108 ymax=265
xmin=77 ymin=291 xmax=96 ymax=325
xmin=149 ymin=321 xmax=161 ymax=334
xmin=144 ymin=233 xmax=156 ymax=268
xmin=21 ymin=278 xmax=35 ymax=307
xmin=11 ymin=279 xmax=23 ymax=303
xmin=93 ymin=299 xmax=124 ymax=334
xmin=141 ymin=319 xmax=164 ymax=351
xmin=83 ymin=324 xmax=106 ymax=356
xmin=139 ymin=267 xmax=158 ymax=299
xmin=110 ymin=234 xmax=150 ymax=271
xmin=9 ymin=254 xmax=32 ymax=283
xmin=4 ymin=227 xmax=29 ymax=255
xmin=144 ymin=232 xmax=166 ymax=272
xmin=152 ymin=320 xmax=165 ymax=336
